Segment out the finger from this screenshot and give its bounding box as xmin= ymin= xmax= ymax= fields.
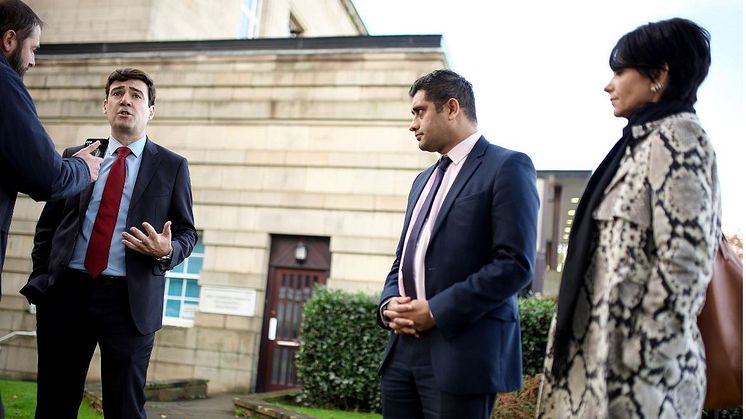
xmin=383 ymin=310 xmax=401 ymax=320
xmin=74 ymin=141 xmax=100 ymax=156
xmin=141 ymin=222 xmax=159 ymax=237
xmin=122 ymin=237 xmax=142 ymax=252
xmin=127 ymin=227 xmax=149 ymax=242
xmin=163 ymin=221 xmax=172 ymax=239
xmin=389 ymin=303 xmax=412 ymax=313
xmin=398 ymin=327 xmax=418 ymax=335
xmin=391 ymin=317 xmax=414 ymax=328
xmin=122 ymin=239 xmax=148 ymax=255
xmin=122 ymin=232 xmax=143 ymax=247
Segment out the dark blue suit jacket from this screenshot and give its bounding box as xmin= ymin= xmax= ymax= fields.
xmin=21 ymin=139 xmax=197 ymax=335
xmin=377 ymin=137 xmax=539 ymax=394
xmin=0 ymin=54 xmax=90 ymax=291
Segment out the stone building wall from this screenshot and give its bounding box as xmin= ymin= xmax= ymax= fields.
xmin=0 ymin=41 xmax=446 ymax=392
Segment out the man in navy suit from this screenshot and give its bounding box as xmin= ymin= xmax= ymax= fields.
xmin=377 ymin=70 xmax=539 ymax=418
xmin=21 ymin=68 xmax=197 ymax=419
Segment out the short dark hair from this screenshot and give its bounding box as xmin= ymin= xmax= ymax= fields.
xmin=105 ymin=68 xmax=156 ymax=106
xmin=409 ymin=69 xmax=477 ymax=123
xmin=609 ymin=18 xmax=711 ymax=103
xmin=0 ymin=0 xmax=44 ymax=44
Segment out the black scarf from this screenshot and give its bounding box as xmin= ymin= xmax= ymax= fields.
xmin=551 ymin=100 xmax=695 ymax=377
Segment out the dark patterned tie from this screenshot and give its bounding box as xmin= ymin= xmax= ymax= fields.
xmin=401 ymin=156 xmax=452 ymax=298
xmin=85 ymin=147 xmax=131 ymax=278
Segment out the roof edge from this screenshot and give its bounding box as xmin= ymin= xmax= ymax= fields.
xmin=340 ymin=0 xmax=368 ymax=36
xmin=37 ymin=35 xmax=443 ymax=56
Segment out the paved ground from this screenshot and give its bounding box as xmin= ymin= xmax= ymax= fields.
xmin=145 ymin=392 xmax=242 ymax=419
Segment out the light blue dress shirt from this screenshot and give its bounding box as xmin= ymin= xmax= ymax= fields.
xmin=69 ymin=136 xmax=147 ymax=276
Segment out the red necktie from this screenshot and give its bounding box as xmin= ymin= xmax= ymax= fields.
xmin=85 ymin=147 xmax=131 ymax=278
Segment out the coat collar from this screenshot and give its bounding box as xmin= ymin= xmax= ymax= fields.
xmin=631 ymin=111 xmax=698 ymax=139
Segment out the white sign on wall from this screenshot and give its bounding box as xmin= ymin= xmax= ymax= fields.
xmin=199 ymin=286 xmax=257 ymax=317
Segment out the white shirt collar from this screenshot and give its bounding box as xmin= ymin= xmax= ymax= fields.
xmin=442 ymin=131 xmax=481 ymax=166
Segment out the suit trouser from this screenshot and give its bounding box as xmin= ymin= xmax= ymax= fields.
xmin=35 ymin=269 xmax=154 ymax=419
xmin=381 ymin=333 xmax=496 ymax=419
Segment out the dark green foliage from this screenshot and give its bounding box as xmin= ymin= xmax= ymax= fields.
xmin=296 ymin=287 xmax=388 ymax=412
xmin=518 ymin=296 xmax=557 ymax=377
xmin=702 ymin=407 xmax=743 ymax=418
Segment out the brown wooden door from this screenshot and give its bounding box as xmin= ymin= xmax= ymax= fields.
xmin=258 ymin=268 xmax=326 ymax=391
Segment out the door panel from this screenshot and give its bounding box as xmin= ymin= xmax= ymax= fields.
xmin=259 ymin=268 xmax=326 ymax=391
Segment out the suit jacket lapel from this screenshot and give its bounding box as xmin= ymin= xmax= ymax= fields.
xmin=430 ymin=136 xmax=487 ymax=239
xmin=127 ymin=138 xmax=161 ymax=225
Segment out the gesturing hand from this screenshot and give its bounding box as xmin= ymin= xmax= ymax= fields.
xmin=73 ymin=141 xmax=104 ymax=182
xmin=122 ymin=221 xmax=172 ymax=258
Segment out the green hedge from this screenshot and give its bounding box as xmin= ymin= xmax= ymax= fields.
xmin=296 ymin=289 xmax=558 ymax=412
xmin=296 ymin=287 xmax=388 ymax=411
xmin=518 ymin=296 xmax=556 ymax=377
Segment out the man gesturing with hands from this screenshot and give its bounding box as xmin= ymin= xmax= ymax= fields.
xmin=21 ymin=68 xmax=197 ymax=419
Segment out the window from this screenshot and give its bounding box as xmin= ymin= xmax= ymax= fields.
xmin=239 ymin=0 xmax=261 ymax=39
xmin=163 ymin=235 xmax=204 ymax=327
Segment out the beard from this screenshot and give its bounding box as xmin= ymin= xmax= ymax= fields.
xmin=7 ymin=46 xmax=27 ymax=78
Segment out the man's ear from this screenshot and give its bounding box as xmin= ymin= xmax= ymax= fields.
xmin=1 ymin=30 xmax=18 ymax=55
xmin=446 ymin=97 xmax=461 ymax=120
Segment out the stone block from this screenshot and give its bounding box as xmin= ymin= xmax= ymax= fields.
xmin=327 ymin=278 xmax=382 ymax=295
xmin=330 ymin=253 xmax=392 ymax=283
xmin=155 ymin=346 xmax=196 ymax=366
xmin=193 ymin=312 xmax=226 ymax=329
xmin=0 ymin=345 xmax=38 ymax=374
xmin=224 ymin=315 xmax=252 ymax=331
xmin=330 ymin=236 xmax=398 ymax=256
xmin=151 ymin=362 xmax=195 ymax=380
xmin=218 ymin=352 xmax=242 ymax=370
xmin=199 ymin=271 xmax=266 ymax=290
xmin=156 ymin=325 xmax=198 ymax=349
xmin=203 ymin=230 xmax=268 ymax=248
xmin=194 ymin=349 xmax=221 ymax=368
xmin=194 ymin=329 xmax=241 ymax=352
xmin=207 ymin=246 xmax=265 ymax=274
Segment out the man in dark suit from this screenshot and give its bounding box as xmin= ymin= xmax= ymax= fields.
xmin=377 ymin=70 xmax=539 ymax=418
xmin=21 ymin=68 xmax=197 ymax=419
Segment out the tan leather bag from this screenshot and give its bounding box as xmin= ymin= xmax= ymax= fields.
xmin=697 ymin=234 xmax=743 ymax=409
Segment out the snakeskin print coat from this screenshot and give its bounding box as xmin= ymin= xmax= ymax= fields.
xmin=537 ymin=112 xmax=721 ymax=418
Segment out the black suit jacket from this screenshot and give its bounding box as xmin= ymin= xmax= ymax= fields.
xmin=377 ymin=137 xmax=539 ymax=394
xmin=21 ymin=138 xmax=197 ymax=335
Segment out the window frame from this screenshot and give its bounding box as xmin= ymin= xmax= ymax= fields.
xmin=162 ymin=236 xmax=204 ymax=327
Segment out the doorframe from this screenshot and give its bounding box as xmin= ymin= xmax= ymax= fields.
xmin=255 ymin=234 xmax=331 ymax=392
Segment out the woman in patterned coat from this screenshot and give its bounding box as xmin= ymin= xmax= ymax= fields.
xmin=537 ymin=18 xmax=720 ymax=418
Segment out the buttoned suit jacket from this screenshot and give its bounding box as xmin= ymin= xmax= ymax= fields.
xmin=21 ymin=138 xmax=197 ymax=335
xmin=377 ymin=136 xmax=539 ymax=394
